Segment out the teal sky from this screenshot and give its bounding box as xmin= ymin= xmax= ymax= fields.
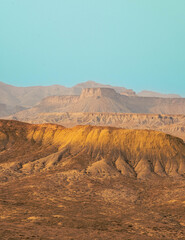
xmin=0 ymin=0 xmax=185 ymax=95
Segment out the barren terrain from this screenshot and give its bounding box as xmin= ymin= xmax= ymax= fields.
xmin=1 ymin=120 xmax=185 ymax=239
xmin=8 ymin=112 xmax=185 ymax=142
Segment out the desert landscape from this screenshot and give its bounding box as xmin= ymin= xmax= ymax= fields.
xmin=1 ymin=82 xmax=185 ymax=239
xmin=2 ymin=84 xmax=184 ymax=144
xmin=1 ymin=1 xmax=185 ymax=239
xmin=1 ymin=119 xmax=185 ymax=239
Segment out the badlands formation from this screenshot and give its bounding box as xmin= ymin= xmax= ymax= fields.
xmin=1 ymin=84 xmax=185 ymax=239
xmin=1 ymin=120 xmax=185 ymax=239
xmin=1 ymin=120 xmax=185 ymax=179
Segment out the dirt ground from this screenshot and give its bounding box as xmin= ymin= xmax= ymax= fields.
xmin=1 ymin=172 xmax=185 ymax=240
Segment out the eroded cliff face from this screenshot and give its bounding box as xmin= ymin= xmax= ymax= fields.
xmin=79 ymin=88 xmax=118 ymax=99
xmin=0 ymin=120 xmax=185 ymax=181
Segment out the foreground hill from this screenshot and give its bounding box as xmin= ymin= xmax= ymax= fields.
xmin=1 ymin=120 xmax=185 ymax=239
xmin=1 ymin=120 xmax=185 ymax=180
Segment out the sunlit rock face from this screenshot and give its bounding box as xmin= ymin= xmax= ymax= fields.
xmin=1 ymin=120 xmax=185 ymax=181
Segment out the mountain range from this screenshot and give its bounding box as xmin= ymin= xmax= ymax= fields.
xmin=7 ymin=87 xmax=185 ymax=118
xmin=0 ymin=80 xmax=182 ymax=117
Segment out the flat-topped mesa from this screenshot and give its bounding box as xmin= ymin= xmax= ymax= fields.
xmin=120 ymin=89 xmax=136 ymax=96
xmin=80 ymin=88 xmax=118 ymax=99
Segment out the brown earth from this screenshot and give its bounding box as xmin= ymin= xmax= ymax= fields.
xmin=1 ymin=120 xmax=185 ymax=239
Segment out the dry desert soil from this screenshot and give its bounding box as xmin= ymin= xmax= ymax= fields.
xmin=1 ymin=120 xmax=185 ymax=239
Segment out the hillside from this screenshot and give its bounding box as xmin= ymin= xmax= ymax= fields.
xmin=1 ymin=120 xmax=185 ymax=239
xmin=9 ymin=112 xmax=185 ymax=141
xmin=1 ymin=120 xmax=185 ymax=179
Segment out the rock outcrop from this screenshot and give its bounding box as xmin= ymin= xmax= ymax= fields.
xmin=1 ymin=120 xmax=185 ymax=180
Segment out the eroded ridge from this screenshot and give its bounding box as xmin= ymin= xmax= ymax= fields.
xmin=0 ymin=119 xmax=185 ymax=181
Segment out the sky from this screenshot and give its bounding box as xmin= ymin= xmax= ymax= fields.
xmin=0 ymin=0 xmax=185 ymax=95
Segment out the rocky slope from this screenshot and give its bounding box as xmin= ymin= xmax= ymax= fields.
xmin=1 ymin=120 xmax=185 ymax=239
xmin=1 ymin=120 xmax=185 ymax=180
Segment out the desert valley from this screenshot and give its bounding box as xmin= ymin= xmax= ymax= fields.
xmin=0 ymin=81 xmax=185 ymax=239
xmin=1 ymin=0 xmax=185 ymax=239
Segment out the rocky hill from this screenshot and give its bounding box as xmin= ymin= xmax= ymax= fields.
xmin=1 ymin=120 xmax=185 ymax=239
xmin=1 ymin=120 xmax=185 ymax=180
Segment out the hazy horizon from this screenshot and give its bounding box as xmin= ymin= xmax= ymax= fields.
xmin=0 ymin=79 xmax=183 ymax=96
xmin=0 ymin=0 xmax=185 ymax=95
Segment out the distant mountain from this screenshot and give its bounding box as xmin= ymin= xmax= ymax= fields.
xmin=0 ymin=103 xmax=26 ymax=117
xmin=0 ymin=104 xmax=9 ymax=117
xmin=0 ymin=80 xmax=181 ymax=108
xmin=0 ymin=81 xmax=134 ymax=109
xmin=0 ymin=81 xmax=68 ymax=108
xmin=74 ymin=80 xmax=132 ymax=94
xmin=137 ymin=90 xmax=181 ymax=98
xmin=8 ymin=88 xmax=185 ymax=120
xmin=0 ymin=81 xmax=183 ymax=117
